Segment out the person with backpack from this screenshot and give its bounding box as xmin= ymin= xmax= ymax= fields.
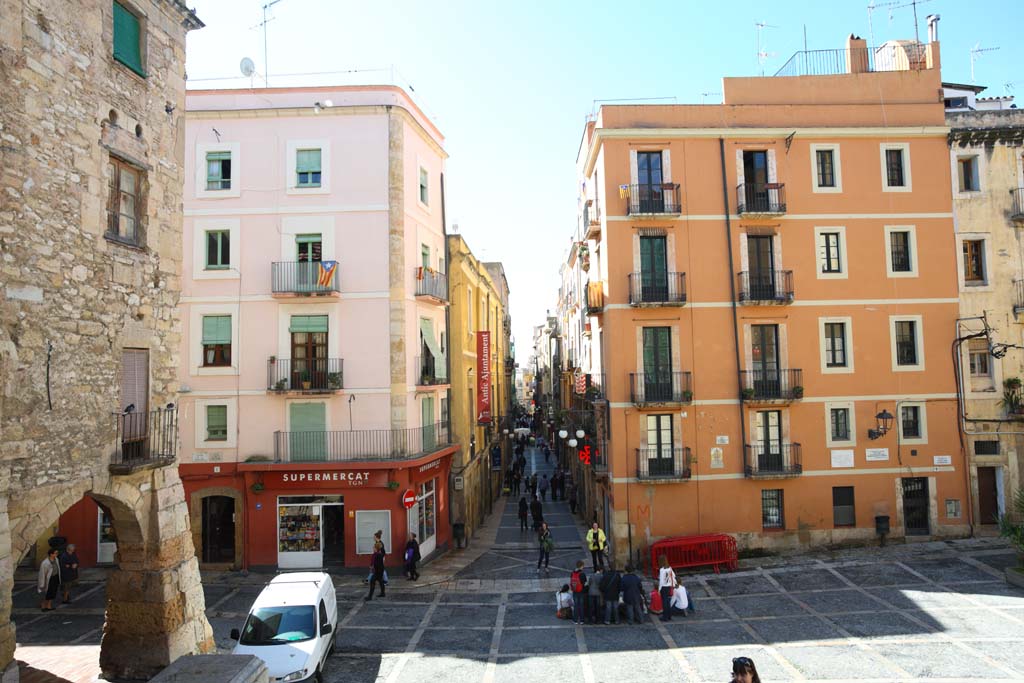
xmin=657 ymin=555 xmax=677 ymax=622
xmin=587 ymin=567 xmax=604 ymax=624
xmin=619 ymin=564 xmax=645 ymax=624
xmin=537 ymin=522 xmax=553 ymax=571
xmin=518 ymin=496 xmax=529 ymax=532
xmin=403 ymin=533 xmax=421 ymax=581
xmin=599 ymin=564 xmax=622 ymax=624
xmin=555 ymin=585 xmax=573 ymax=620
xmin=530 ymin=496 xmax=543 ymax=531
xmin=570 ymin=561 xmax=588 ymax=625
xmin=586 ymin=522 xmax=607 ymax=571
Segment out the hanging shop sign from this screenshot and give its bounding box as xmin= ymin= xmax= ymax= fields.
xmin=477 ymin=331 xmax=492 ymax=423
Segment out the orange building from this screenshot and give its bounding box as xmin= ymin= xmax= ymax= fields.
xmin=572 ymin=29 xmax=969 ymax=563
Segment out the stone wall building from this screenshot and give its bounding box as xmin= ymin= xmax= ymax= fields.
xmin=0 ymin=0 xmax=212 ymax=678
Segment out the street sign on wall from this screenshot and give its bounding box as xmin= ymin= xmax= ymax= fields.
xmin=477 ymin=331 xmax=492 ymax=423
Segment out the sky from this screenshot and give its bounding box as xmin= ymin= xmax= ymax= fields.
xmin=184 ymin=0 xmax=1024 ymax=364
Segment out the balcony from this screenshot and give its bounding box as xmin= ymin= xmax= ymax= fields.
xmin=267 ymin=358 xmax=343 ymax=394
xmin=571 ymin=373 xmax=604 ymax=401
xmin=1012 ymin=189 xmax=1024 ymax=223
xmin=630 ymin=372 xmax=692 ymax=405
xmin=737 ymin=271 xmax=794 ymax=304
xmin=773 ymin=45 xmax=927 ymax=78
xmin=626 ymin=183 xmax=681 ymax=216
xmin=737 ymin=182 xmax=786 ymax=216
xmin=415 ymin=268 xmax=448 ymax=304
xmin=1015 ymin=281 xmax=1024 ymax=316
xmin=273 ymin=421 xmax=452 ymax=463
xmin=110 ymin=405 xmax=177 ymax=474
xmin=416 ymin=355 xmax=448 ymax=387
xmin=628 ymin=272 xmax=686 ymax=306
xmin=740 ymin=369 xmax=803 ymax=403
xmin=271 ymin=261 xmax=341 ymax=297
xmin=744 ymin=443 xmax=802 ymax=478
xmin=636 ymin=447 xmax=692 ymax=481
xmin=584 ymin=201 xmax=602 ymax=240
xmin=586 ymin=280 xmax=605 ymax=314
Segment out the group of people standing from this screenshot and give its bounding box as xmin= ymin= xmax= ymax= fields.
xmin=37 ymin=543 xmax=80 ymax=611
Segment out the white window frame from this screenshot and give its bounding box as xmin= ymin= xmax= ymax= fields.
xmin=814 ymin=226 xmax=848 ymax=279
xmin=825 ymin=401 xmax=856 ymax=448
xmin=189 ymin=303 xmax=240 ymax=376
xmin=897 ymin=401 xmax=928 ymax=445
xmin=958 ymin=234 xmax=992 ymax=290
xmin=418 ymin=165 xmax=429 ymax=207
xmin=965 ymin=337 xmax=999 ymax=396
xmin=192 ymin=218 xmax=240 ymax=281
xmin=818 ymin=316 xmax=854 ymax=374
xmin=810 ymin=144 xmax=842 ymax=193
xmin=286 ymin=139 xmax=331 ymax=195
xmin=195 ymin=141 xmax=241 ymax=199
xmin=194 ymin=398 xmax=237 ymax=449
xmin=884 ymin=225 xmax=918 ymax=278
xmin=954 ymin=152 xmax=983 ymax=196
xmin=880 ymin=142 xmax=912 ymax=193
xmin=889 ymin=314 xmax=925 ymax=372
xmin=355 ymin=510 xmax=391 ymax=555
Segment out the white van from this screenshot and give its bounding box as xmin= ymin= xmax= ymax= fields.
xmin=230 ymin=572 xmax=338 ymax=683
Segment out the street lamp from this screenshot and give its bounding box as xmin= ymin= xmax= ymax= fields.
xmin=568 ymin=438 xmax=578 ymax=448
xmin=558 ymin=429 xmax=568 ymax=440
xmin=575 ymin=429 xmax=585 ymax=439
xmin=867 ymin=409 xmax=895 ymax=440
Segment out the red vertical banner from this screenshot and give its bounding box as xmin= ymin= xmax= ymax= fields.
xmin=477 ymin=331 xmax=491 ymax=423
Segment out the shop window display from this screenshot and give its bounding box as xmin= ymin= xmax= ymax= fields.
xmin=279 ymin=505 xmax=320 ymax=553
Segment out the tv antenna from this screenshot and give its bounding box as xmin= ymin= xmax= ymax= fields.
xmin=867 ymin=0 xmax=933 ymax=47
xmin=970 ymin=43 xmax=999 ymax=84
xmin=251 ymin=0 xmax=284 ymax=86
xmin=756 ymin=21 xmax=778 ymax=76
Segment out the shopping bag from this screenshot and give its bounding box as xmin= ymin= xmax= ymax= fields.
xmin=649 ymin=589 xmax=663 ymax=614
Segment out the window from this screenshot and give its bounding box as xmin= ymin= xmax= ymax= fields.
xmin=201 ymin=315 xmax=232 ymax=367
xmin=421 ymin=244 xmax=431 ymax=269
xmin=112 ymin=1 xmax=145 ymax=77
xmin=761 ymin=489 xmax=784 ymax=529
xmin=824 ymin=322 xmax=847 ymax=368
xmin=816 ymin=149 xmax=835 ymax=188
xmin=205 ymin=152 xmax=232 ymax=191
xmin=963 ymin=239 xmax=986 ymax=284
xmin=419 ymin=167 xmax=429 ymax=205
xmin=830 ymin=407 xmax=850 ymax=442
xmin=832 ymin=487 xmax=855 ymax=527
xmin=296 ymin=149 xmax=322 ymax=187
xmin=825 ymin=401 xmax=855 ymax=446
xmin=945 ymin=96 xmax=968 ymax=109
xmin=107 ymin=156 xmax=143 ymax=245
xmin=886 ymin=149 xmax=905 ymax=187
xmin=818 ymin=231 xmax=843 ymax=274
xmin=810 ymin=144 xmax=842 ymax=193
xmin=958 ymin=156 xmax=980 ymax=192
xmin=206 ymin=405 xmax=228 ymax=441
xmin=891 ymin=317 xmax=923 ymax=370
xmin=205 ymin=230 xmax=230 ymax=270
xmin=888 ymin=229 xmax=914 ymax=274
xmin=881 ymin=143 xmax=911 ymax=191
xmin=974 ymin=440 xmax=1000 ymax=455
xmin=901 ymin=405 xmax=922 ymax=439
xmin=968 ymin=338 xmax=995 ymax=392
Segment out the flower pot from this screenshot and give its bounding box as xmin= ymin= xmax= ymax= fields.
xmin=302 ymin=381 xmax=311 ymax=390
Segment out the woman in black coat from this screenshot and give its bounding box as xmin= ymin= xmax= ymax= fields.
xmin=518 ymin=496 xmax=529 ymax=532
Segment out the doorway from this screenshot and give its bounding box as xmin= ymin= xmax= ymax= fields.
xmin=642 ymin=327 xmax=672 ymax=401
xmin=742 ymin=150 xmax=769 ymax=210
xmin=977 ymin=467 xmax=1000 ymax=525
xmin=97 ymin=508 xmax=116 ymax=565
xmin=636 ymin=151 xmax=664 ymax=212
xmin=751 ymin=324 xmax=780 ymax=396
xmin=902 ymin=477 xmax=930 ymax=535
xmin=639 ymin=236 xmax=668 ymax=302
xmin=322 ymin=504 xmax=345 ymax=566
xmin=201 ymin=495 xmax=235 ymax=564
xmin=747 ymin=235 xmax=775 ymax=299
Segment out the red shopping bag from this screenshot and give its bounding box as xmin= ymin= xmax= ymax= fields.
xmin=649 ymin=589 xmax=663 ymax=614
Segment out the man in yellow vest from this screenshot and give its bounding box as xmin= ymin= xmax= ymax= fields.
xmin=586 ymin=522 xmax=607 ymax=571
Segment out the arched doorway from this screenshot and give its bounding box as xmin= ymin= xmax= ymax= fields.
xmin=190 ymin=487 xmax=244 ymax=570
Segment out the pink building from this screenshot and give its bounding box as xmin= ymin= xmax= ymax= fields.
xmin=176 ymin=85 xmax=455 ymax=571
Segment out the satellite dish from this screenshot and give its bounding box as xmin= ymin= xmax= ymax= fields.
xmin=240 ymin=57 xmax=256 ymax=77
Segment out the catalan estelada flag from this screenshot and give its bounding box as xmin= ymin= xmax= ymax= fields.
xmin=619 ymin=184 xmax=630 ymax=199
xmin=317 ymin=260 xmax=338 ymax=287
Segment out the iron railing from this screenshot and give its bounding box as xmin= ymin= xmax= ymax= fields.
xmin=274 ymin=421 xmax=452 ymax=463
xmin=744 ymin=443 xmax=802 ymax=478
xmin=772 ymin=45 xmax=927 ymax=78
xmin=583 ymin=203 xmax=601 ymax=227
xmin=271 ymin=261 xmax=341 ymax=295
xmin=267 ymin=358 xmax=343 ymax=392
xmin=626 ymin=183 xmax=681 ymax=215
xmin=571 ymin=373 xmax=604 ymax=399
xmin=415 ymin=269 xmax=448 ymax=301
xmin=1012 ymin=188 xmax=1024 ymax=222
xmin=630 ymin=372 xmax=692 ymax=404
xmin=636 ymin=447 xmax=691 ymax=480
xmin=416 ymin=354 xmax=447 ymax=385
xmin=737 ymin=182 xmax=786 ymax=214
xmin=740 ymin=368 xmax=803 ymax=402
xmin=628 ymin=272 xmax=686 ymax=305
xmin=737 ymin=270 xmax=794 ymax=303
xmin=110 ymin=405 xmax=177 ymax=473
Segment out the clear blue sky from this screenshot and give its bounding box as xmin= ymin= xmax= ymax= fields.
xmin=185 ymin=0 xmax=1023 ymax=362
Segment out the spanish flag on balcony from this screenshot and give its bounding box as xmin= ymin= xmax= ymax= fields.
xmin=317 ymin=260 xmax=338 ymax=287
xmin=619 ymin=184 xmax=630 ymax=199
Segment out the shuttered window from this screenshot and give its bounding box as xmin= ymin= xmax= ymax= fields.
xmin=296 ymin=149 xmax=322 ymax=187
xmin=120 ymin=349 xmax=149 ymax=415
xmin=206 ymin=405 xmax=228 ymax=441
xmin=205 ymin=152 xmax=232 ymax=191
xmin=112 ymin=1 xmax=145 ymax=77
xmin=289 ymin=316 xmax=328 ymax=334
xmin=201 ymin=315 xmax=232 ymax=367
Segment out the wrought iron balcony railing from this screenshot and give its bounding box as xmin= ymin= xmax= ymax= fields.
xmin=630 ymin=372 xmax=692 ymax=404
xmin=110 ymin=405 xmax=177 ymax=474
xmin=586 ymin=280 xmax=605 ymax=314
xmin=415 ymin=268 xmax=448 ymax=302
xmin=416 ymin=354 xmax=447 ymax=385
xmin=740 ymin=369 xmax=803 ymax=402
xmin=1012 ymin=188 xmax=1024 ymax=223
xmin=267 ymin=358 xmax=343 ymax=393
xmin=772 ymin=44 xmax=927 ymax=77
xmin=271 ymin=261 xmax=341 ymax=295
xmin=737 ymin=182 xmax=786 ymax=215
xmin=744 ymin=443 xmax=802 ymax=478
xmin=636 ymin=447 xmax=691 ymax=480
xmin=626 ymin=183 xmax=681 ymax=215
xmin=737 ymin=270 xmax=794 ymax=303
xmin=628 ymin=272 xmax=686 ymax=305
xmin=273 ymin=421 xmax=452 ymax=463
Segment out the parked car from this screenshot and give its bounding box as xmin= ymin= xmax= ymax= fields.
xmin=230 ymin=572 xmax=337 ymax=683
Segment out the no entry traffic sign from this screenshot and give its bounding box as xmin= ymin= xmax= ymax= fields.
xmin=402 ymin=488 xmax=416 ymax=509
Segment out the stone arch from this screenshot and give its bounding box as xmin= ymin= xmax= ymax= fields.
xmin=189 ymin=486 xmax=244 ymax=570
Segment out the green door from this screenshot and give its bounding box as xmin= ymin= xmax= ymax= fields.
xmin=289 ymin=403 xmax=326 ymax=462
xmin=421 ymin=396 xmax=435 ymax=452
xmin=639 ymin=236 xmax=668 ymax=302
xmin=642 ymin=327 xmax=672 ymax=401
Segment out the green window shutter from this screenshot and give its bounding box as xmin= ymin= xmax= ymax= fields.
xmin=206 ymin=405 xmax=227 ymax=440
xmin=201 ymin=315 xmax=232 ymax=344
xmin=289 ymin=315 xmax=329 ymax=333
xmin=295 ymin=233 xmax=321 ymax=244
xmin=296 ymin=149 xmax=321 ymax=172
xmin=112 ymin=2 xmax=145 ymax=77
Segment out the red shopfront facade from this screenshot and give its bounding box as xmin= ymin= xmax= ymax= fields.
xmin=179 ymin=446 xmax=455 ymax=572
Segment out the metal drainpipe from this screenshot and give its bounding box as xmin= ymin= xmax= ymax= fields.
xmin=441 ymin=172 xmax=456 ymax=537
xmin=718 ymin=139 xmax=747 ymax=456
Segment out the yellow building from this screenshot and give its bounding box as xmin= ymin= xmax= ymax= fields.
xmin=447 ymin=234 xmax=512 ymax=541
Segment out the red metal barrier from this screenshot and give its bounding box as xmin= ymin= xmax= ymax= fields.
xmin=649 ymin=534 xmax=738 ymax=576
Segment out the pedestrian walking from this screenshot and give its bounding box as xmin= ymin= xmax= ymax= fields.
xmin=551 ymin=470 xmax=561 ymax=501
xmin=512 ymin=471 xmax=522 ymax=496
xmin=537 ymin=522 xmax=553 ymax=570
xmin=620 ymin=564 xmax=645 ymax=624
xmin=730 ymin=657 xmax=762 ymax=683
xmin=365 ymin=544 xmax=387 ymax=601
xmin=37 ymin=548 xmax=61 ymax=612
xmin=59 ymin=543 xmax=80 ymax=604
xmin=570 ymin=561 xmax=588 ymax=625
xmin=657 ymin=555 xmax=677 ymax=622
xmin=599 ymin=564 xmax=622 ymax=624
xmin=404 ymin=533 xmax=421 ymax=581
xmin=530 ymin=473 xmax=538 ymax=498
xmin=518 ymin=496 xmax=529 ymax=532
xmin=530 ymin=496 xmax=543 ymax=531
xmin=543 ymin=445 xmax=551 ymax=463
xmin=587 ymin=567 xmax=603 ymax=624
xmin=586 ymin=522 xmax=607 ymax=571
xmin=539 ymin=475 xmax=549 ymax=501
xmin=568 ymin=484 xmax=578 ymax=514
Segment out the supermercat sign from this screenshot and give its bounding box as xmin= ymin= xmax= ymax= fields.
xmin=277 ymin=471 xmax=388 ymax=487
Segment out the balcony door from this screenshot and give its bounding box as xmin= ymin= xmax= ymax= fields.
xmin=646 ymin=414 xmax=673 ymax=476
xmin=642 ymin=327 xmax=672 ymax=401
xmin=742 ymin=150 xmax=769 ymax=211
xmin=421 ymin=396 xmax=436 ymax=452
xmin=290 ymin=316 xmax=328 ymax=390
xmin=640 ymin=236 xmax=668 ymax=302
xmin=751 ymin=324 xmax=780 ymax=397
xmin=120 ymin=349 xmax=149 ymax=460
xmin=754 ymin=410 xmax=782 ymax=471
xmin=747 ymin=235 xmax=775 ymax=299
xmin=289 ymin=402 xmax=326 ymax=462
xmin=296 ymin=234 xmax=322 ymax=291
xmin=637 ymin=151 xmax=664 ymax=213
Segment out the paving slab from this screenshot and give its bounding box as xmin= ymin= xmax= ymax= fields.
xmin=416 ymin=627 xmax=494 ymax=654
xmin=439 ymin=591 xmax=502 ymax=604
xmin=779 ymin=643 xmax=906 ymax=679
xmin=865 ymin=584 xmax=973 ymax=611
xmin=333 ymin=627 xmax=416 ymax=653
xmin=493 ymin=653 xmax=584 ymax=683
xmin=427 ymin=604 xmax=498 ymax=628
xmin=664 ymin=619 xmax=759 ymax=647
xmin=504 ymin=604 xmax=567 ymax=628
xmin=823 ymin=610 xmax=934 ymax=640
xmin=724 ymin=594 xmax=809 ymax=618
xmin=772 ymin=568 xmax=847 ymax=592
xmin=705 ymin=575 xmax=779 ymax=596
xmin=870 ymin=641 xmax=1009 ymax=678
xmin=746 ymin=615 xmax=843 ymax=644
xmin=13 ymin=614 xmax=104 ymax=645
xmin=974 ymin=552 xmax=1019 ymax=573
xmin=834 ymin=563 xmax=925 ymax=587
xmin=684 ymin=645 xmax=798 ymax=682
xmin=498 ymin=626 xmax=578 ymax=654
xmin=323 ymin=654 xmax=393 ymax=683
xmin=962 ymin=640 xmax=1024 ymax=678
xmin=507 ymin=591 xmax=550 ymax=604
xmin=347 ymin=603 xmax=430 ymax=627
xmin=902 ymin=558 xmax=1000 ymax=584
xmin=794 ymin=588 xmax=870 ymax=614
xmin=588 ymin=650 xmax=684 ymax=681
xmin=580 ymin=624 xmax=666 ymax=652
xmin=955 ymin=581 xmax=1024 ymax=607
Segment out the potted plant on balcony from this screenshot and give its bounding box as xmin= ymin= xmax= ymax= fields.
xmin=792 ymin=385 xmax=805 ymax=399
xmin=682 ymin=389 xmax=693 ymax=402
xmin=300 ymin=370 xmax=312 ymax=391
xmin=578 ymin=242 xmax=590 ymax=272
xmin=1001 ymin=377 xmax=1024 ymax=418
xmin=327 ymin=372 xmax=343 ymax=390
xmin=741 ymin=387 xmax=755 ymax=401
xmin=273 ymin=378 xmax=288 ymax=392
xmin=269 ymin=355 xmax=277 ymax=364
xmin=386 ymin=480 xmax=400 ymax=490
xmin=250 ymin=481 xmax=265 ymax=493
xmin=682 ymin=451 xmax=697 ymax=480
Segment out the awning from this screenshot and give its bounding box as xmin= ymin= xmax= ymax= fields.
xmin=201 ymin=315 xmax=231 ymax=344
xmin=290 ymin=315 xmax=328 ymax=334
xmin=419 ymin=319 xmax=447 ymax=380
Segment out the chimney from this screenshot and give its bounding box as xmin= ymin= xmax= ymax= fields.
xmin=846 ymin=34 xmax=869 ymax=74
xmin=927 ymin=14 xmax=940 ymax=43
